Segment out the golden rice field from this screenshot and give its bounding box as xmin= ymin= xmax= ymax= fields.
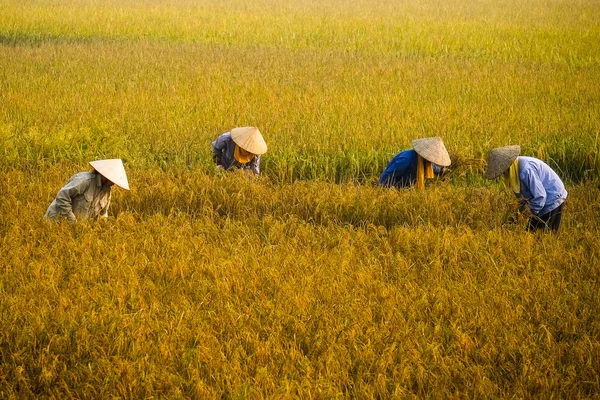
xmin=1 ymin=0 xmax=600 ymax=397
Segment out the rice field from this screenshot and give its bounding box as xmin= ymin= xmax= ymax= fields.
xmin=1 ymin=0 xmax=599 ymax=397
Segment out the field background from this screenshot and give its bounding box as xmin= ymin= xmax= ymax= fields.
xmin=1 ymin=0 xmax=600 ymax=397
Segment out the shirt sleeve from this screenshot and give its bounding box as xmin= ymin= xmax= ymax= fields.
xmin=99 ymin=192 xmax=112 ymax=218
xmin=249 ymin=155 xmax=260 ymax=176
xmin=54 ymin=176 xmax=89 ymax=223
xmin=378 ymin=153 xmax=409 ymax=187
xmin=212 ymin=133 xmax=228 ymax=158
xmin=523 ymin=169 xmax=547 ymax=215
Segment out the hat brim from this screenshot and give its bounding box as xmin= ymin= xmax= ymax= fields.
xmin=412 ymin=137 xmax=451 ymax=167
xmin=231 ymin=127 xmax=268 ymax=155
xmin=486 ymin=146 xmax=520 ymax=179
xmin=89 ymin=159 xmax=130 ymax=190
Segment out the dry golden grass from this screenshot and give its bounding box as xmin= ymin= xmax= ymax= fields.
xmin=1 ymin=0 xmax=599 ymax=397
xmin=1 ymin=168 xmax=600 ymax=397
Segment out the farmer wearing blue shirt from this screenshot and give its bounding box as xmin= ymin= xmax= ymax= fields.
xmin=378 ymin=137 xmax=451 ymax=190
xmin=212 ymin=126 xmax=267 ymax=176
xmin=486 ymin=145 xmax=568 ymax=232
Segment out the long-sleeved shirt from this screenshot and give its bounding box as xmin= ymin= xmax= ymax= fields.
xmin=517 ymin=156 xmax=567 ymax=216
xmin=378 ymin=149 xmax=441 ymax=188
xmin=44 ymin=171 xmax=112 ymax=223
xmin=211 ymin=132 xmax=261 ymax=176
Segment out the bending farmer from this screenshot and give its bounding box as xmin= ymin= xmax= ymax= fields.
xmin=212 ymin=126 xmax=267 ymax=176
xmin=378 ymin=137 xmax=451 ymax=190
xmin=486 ymin=145 xmax=567 ymax=232
xmin=44 ymin=159 xmax=130 ymax=223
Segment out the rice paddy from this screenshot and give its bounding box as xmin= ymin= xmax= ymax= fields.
xmin=1 ymin=0 xmax=599 ymax=397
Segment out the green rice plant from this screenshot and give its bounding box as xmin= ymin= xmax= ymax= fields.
xmin=1 ymin=0 xmax=599 ymax=181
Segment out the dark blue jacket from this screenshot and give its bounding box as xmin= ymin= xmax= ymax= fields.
xmin=378 ymin=149 xmax=440 ymax=188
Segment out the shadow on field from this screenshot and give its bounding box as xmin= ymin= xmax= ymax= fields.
xmin=0 ymin=32 xmax=109 ymax=47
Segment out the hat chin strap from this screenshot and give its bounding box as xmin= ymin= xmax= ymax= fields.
xmin=504 ymin=159 xmax=520 ymax=193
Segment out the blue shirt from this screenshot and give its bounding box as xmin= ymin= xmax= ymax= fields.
xmin=517 ymin=156 xmax=568 ymax=216
xmin=378 ymin=149 xmax=440 ymax=188
xmin=211 ymin=132 xmax=261 ymax=176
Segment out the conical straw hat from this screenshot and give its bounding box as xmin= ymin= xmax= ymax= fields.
xmin=411 ymin=137 xmax=451 ymax=167
xmin=230 ymin=126 xmax=267 ymax=155
xmin=486 ymin=145 xmax=520 ymax=179
xmin=89 ymin=159 xmax=130 ymax=190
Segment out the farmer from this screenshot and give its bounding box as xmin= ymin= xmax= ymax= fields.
xmin=44 ymin=159 xmax=130 ymax=223
xmin=212 ymin=126 xmax=267 ymax=176
xmin=378 ymin=136 xmax=451 ymax=190
xmin=486 ymin=145 xmax=568 ymax=232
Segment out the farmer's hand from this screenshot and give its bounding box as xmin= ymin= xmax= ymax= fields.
xmin=440 ymin=167 xmax=453 ymax=176
xmin=505 ymin=213 xmax=518 ymax=225
xmin=67 ymin=212 xmax=77 ymax=224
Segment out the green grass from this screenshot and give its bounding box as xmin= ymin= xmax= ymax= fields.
xmin=1 ymin=0 xmax=599 ymax=181
xmin=1 ymin=0 xmax=599 ymax=397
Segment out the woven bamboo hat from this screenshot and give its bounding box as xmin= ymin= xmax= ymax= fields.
xmin=230 ymin=126 xmax=267 ymax=155
xmin=89 ymin=159 xmax=130 ymax=190
xmin=411 ymin=137 xmax=451 ymax=167
xmin=486 ymin=145 xmax=520 ymax=179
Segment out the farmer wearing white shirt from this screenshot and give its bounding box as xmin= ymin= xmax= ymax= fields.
xmin=44 ymin=159 xmax=130 ymax=223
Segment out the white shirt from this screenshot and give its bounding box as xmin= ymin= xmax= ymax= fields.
xmin=44 ymin=171 xmax=112 ymax=223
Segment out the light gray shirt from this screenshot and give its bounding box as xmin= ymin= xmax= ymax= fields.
xmin=211 ymin=132 xmax=261 ymax=176
xmin=44 ymin=171 xmax=112 ymax=223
